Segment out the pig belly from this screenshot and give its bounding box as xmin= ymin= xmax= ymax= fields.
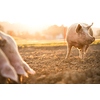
xmin=71 ymin=42 xmax=83 ymax=49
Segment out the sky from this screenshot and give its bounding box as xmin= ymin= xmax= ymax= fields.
xmin=0 ymin=0 xmax=100 ymax=28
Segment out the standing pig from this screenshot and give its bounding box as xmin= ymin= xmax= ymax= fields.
xmin=0 ymin=48 xmax=18 ymax=83
xmin=0 ymin=31 xmax=35 ymax=81
xmin=66 ymin=23 xmax=95 ymax=59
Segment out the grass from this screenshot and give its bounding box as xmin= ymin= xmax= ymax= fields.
xmin=92 ymin=39 xmax=100 ymax=44
xmin=17 ymin=40 xmax=66 ymax=47
xmin=13 ymin=37 xmax=100 ymax=47
xmin=13 ymin=37 xmax=66 ymax=47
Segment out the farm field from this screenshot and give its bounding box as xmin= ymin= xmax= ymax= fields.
xmin=13 ymin=36 xmax=100 ymax=47
xmin=8 ymin=39 xmax=100 ymax=84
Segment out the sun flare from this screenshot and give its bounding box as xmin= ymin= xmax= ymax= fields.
xmin=0 ymin=0 xmax=100 ymax=28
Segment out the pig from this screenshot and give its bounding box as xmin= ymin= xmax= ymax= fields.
xmin=66 ymin=23 xmax=95 ymax=59
xmin=0 ymin=48 xmax=18 ymax=83
xmin=0 ymin=31 xmax=35 ymax=82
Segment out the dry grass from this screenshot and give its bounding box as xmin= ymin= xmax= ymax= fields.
xmin=13 ymin=36 xmax=100 ymax=47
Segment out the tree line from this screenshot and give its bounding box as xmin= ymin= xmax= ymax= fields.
xmin=0 ymin=24 xmax=67 ymax=40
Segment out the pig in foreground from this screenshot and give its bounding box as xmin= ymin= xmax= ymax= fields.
xmin=0 ymin=48 xmax=18 ymax=83
xmin=66 ymin=23 xmax=95 ymax=59
xmin=0 ymin=31 xmax=35 ymax=82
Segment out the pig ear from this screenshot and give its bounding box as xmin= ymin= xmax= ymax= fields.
xmin=87 ymin=23 xmax=93 ymax=29
xmin=1 ymin=65 xmax=18 ymax=82
xmin=0 ymin=37 xmax=6 ymax=47
xmin=23 ymin=61 xmax=36 ymax=75
xmin=76 ymin=24 xmax=82 ymax=33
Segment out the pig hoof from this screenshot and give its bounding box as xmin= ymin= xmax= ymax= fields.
xmin=65 ymin=57 xmax=68 ymax=59
xmin=64 ymin=59 xmax=70 ymax=63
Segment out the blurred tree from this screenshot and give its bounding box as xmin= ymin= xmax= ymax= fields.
xmin=41 ymin=35 xmax=46 ymax=40
xmin=20 ymin=31 xmax=30 ymax=39
xmin=42 ymin=25 xmax=68 ymax=39
xmin=97 ymin=30 xmax=100 ymax=36
xmin=7 ymin=30 xmax=16 ymax=36
xmin=34 ymin=31 xmax=41 ymax=39
xmin=0 ymin=25 xmax=4 ymax=32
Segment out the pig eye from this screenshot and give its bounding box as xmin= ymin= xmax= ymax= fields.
xmin=82 ymin=32 xmax=85 ymax=35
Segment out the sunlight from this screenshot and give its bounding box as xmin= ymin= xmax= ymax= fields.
xmin=0 ymin=0 xmax=100 ymax=28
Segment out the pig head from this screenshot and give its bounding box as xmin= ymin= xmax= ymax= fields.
xmin=66 ymin=23 xmax=95 ymax=59
xmin=0 ymin=31 xmax=35 ymax=78
xmin=0 ymin=49 xmax=18 ymax=83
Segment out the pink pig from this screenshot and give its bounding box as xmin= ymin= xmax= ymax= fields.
xmin=0 ymin=31 xmax=35 ymax=79
xmin=0 ymin=48 xmax=18 ymax=83
xmin=66 ymin=23 xmax=95 ymax=59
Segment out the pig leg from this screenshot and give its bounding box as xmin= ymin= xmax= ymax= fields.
xmin=65 ymin=44 xmax=72 ymax=59
xmin=80 ymin=45 xmax=89 ymax=59
xmin=79 ymin=49 xmax=85 ymax=59
xmin=79 ymin=45 xmax=87 ymax=59
xmin=79 ymin=49 xmax=82 ymax=58
xmin=84 ymin=45 xmax=89 ymax=52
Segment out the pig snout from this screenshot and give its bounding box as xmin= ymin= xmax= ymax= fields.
xmin=92 ymin=37 xmax=95 ymax=42
xmin=88 ymin=37 xmax=95 ymax=44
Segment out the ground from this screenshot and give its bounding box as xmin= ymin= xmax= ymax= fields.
xmin=10 ymin=44 xmax=100 ymax=84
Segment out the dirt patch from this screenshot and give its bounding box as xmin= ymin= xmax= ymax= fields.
xmin=9 ymin=44 xmax=100 ymax=84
